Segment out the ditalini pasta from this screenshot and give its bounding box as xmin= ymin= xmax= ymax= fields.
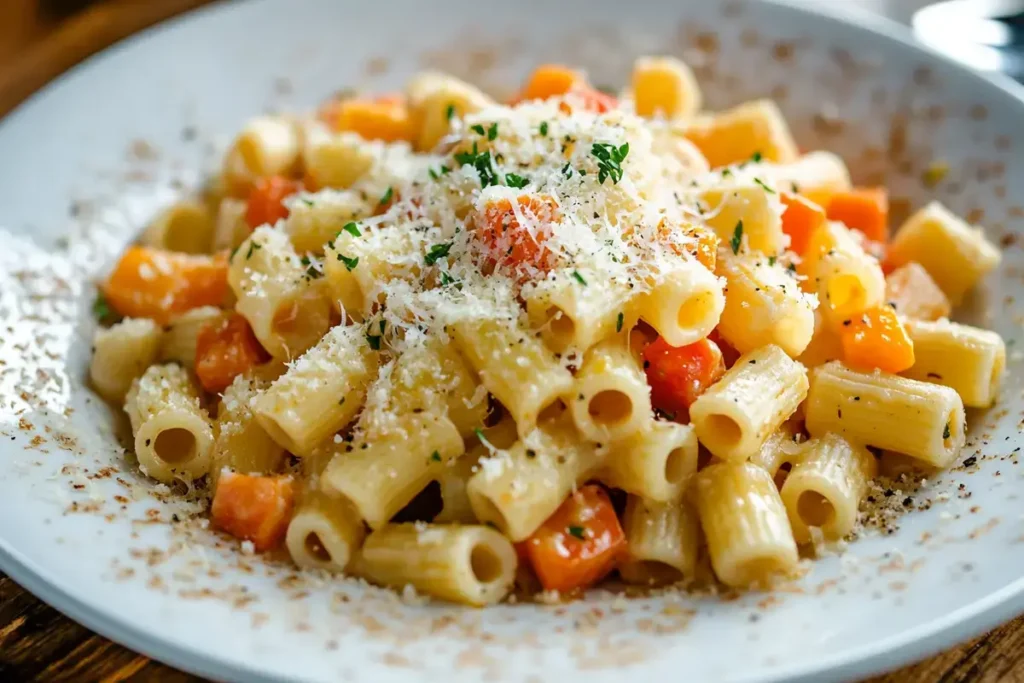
xmin=805 ymin=361 xmax=966 ymax=467
xmin=124 ymin=363 xmax=214 ymax=483
xmin=89 ymin=59 xmax=1005 ymax=604
xmin=690 ymin=345 xmax=808 ymax=461
xmin=779 ymin=432 xmax=877 ymax=543
xmin=619 ymin=496 xmax=701 ymax=586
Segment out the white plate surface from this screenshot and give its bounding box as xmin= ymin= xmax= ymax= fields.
xmin=2 ymin=1 xmax=1024 ymax=681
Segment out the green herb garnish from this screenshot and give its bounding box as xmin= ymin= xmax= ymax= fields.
xmin=616 ymin=312 xmax=624 ymax=333
xmin=92 ymin=293 xmax=111 ymax=321
xmin=471 ymin=124 xmax=486 ymax=136
xmin=505 ymin=173 xmax=529 ymax=189
xmin=539 ymin=121 xmax=549 ymax=136
xmin=336 ymin=253 xmax=359 ymax=271
xmin=768 ymin=256 xmax=777 ymax=267
xmin=567 ymin=525 xmax=586 ymax=540
xmin=378 ymin=186 xmax=393 ymax=207
xmin=572 ymin=270 xmax=587 ymax=286
xmin=341 ymin=222 xmax=361 ymax=237
xmin=730 ymin=221 xmax=744 ymax=255
xmin=751 ymin=150 xmax=763 ymax=163
xmin=246 ymin=241 xmax=262 ymax=260
xmin=430 ymin=451 xmax=441 ymax=462
xmin=753 ymin=177 xmax=776 ymax=194
xmin=454 ymin=142 xmax=498 ymax=187
xmin=445 ymin=103 xmax=455 ymax=120
xmin=487 ymin=122 xmax=498 ymax=141
xmin=591 ymin=142 xmax=629 ymax=184
xmin=425 ymin=242 xmax=453 ymax=266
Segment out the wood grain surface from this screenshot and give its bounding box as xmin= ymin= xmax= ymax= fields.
xmin=0 ymin=1 xmax=1022 ymax=682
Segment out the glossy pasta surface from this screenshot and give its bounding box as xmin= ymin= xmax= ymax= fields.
xmin=89 ymin=59 xmax=1004 ymax=604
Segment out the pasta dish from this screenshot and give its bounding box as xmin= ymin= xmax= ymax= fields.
xmin=88 ymin=59 xmax=1004 ymax=605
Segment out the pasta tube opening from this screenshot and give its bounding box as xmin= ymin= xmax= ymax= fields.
xmin=153 ymin=428 xmax=198 ymax=465
xmin=796 ymin=491 xmax=834 ymax=528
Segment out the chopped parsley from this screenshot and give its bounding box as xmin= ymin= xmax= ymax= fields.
xmin=721 ymin=168 xmax=733 ymax=177
xmin=445 ymin=103 xmax=455 ymax=120
xmin=92 ymin=293 xmax=111 ymax=321
xmin=561 ymin=162 xmax=573 ymax=178
xmin=305 ymin=264 xmax=323 ymax=279
xmin=246 ymin=241 xmax=262 ymax=260
xmin=473 ymin=428 xmax=486 ymax=442
xmin=539 ymin=121 xmax=549 ymax=136
xmin=424 ymin=242 xmax=453 ymax=266
xmin=567 ymin=525 xmax=586 ymax=540
xmin=430 ymin=451 xmax=442 ymax=462
xmin=572 ymin=270 xmax=587 ymax=286
xmin=471 ymin=123 xmax=486 ymax=136
xmin=730 ymin=221 xmax=744 ymax=255
xmin=505 ymin=173 xmax=529 ymax=189
xmin=300 ymin=198 xmax=315 ymax=206
xmin=487 ymin=122 xmax=498 ymax=141
xmin=751 ymin=150 xmax=763 ymax=163
xmin=336 ymin=252 xmax=359 ymax=271
xmin=768 ymin=255 xmax=777 ymax=267
xmin=340 ymin=222 xmax=361 ymax=237
xmin=439 ymin=271 xmax=461 ymax=288
xmin=616 ymin=312 xmax=624 ymax=333
xmin=378 ymin=186 xmax=393 ymax=207
xmin=753 ymin=177 xmax=776 ymax=194
xmin=591 ymin=142 xmax=629 ymax=184
xmin=454 ymin=142 xmax=498 ymax=187
xmin=428 ymin=165 xmax=451 ymax=180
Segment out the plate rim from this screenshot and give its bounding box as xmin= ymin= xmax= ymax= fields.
xmin=3 ymin=0 xmax=1024 ymax=681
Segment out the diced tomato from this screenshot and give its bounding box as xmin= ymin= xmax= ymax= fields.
xmin=195 ymin=313 xmax=269 ymax=394
xmin=245 ymin=176 xmax=304 ymax=229
xmin=839 ymin=304 xmax=915 ymax=374
xmin=780 ymin=192 xmax=826 ymax=256
xmin=643 ymin=336 xmax=726 ymax=417
xmin=473 ymin=194 xmax=559 ymax=270
xmin=101 ymin=247 xmax=228 ymax=325
xmin=211 ymin=471 xmax=296 ymax=552
xmin=520 ymin=485 xmax=626 ymax=594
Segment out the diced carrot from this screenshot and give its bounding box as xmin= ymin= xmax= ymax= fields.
xmin=245 ymin=175 xmax=304 ymax=229
xmin=337 ymin=97 xmax=415 ymax=143
xmin=512 ymin=64 xmax=582 ymax=103
xmin=195 ymin=313 xmax=269 ymax=394
xmin=825 ymin=187 xmax=889 ymax=242
xmin=780 ymin=192 xmax=826 ymax=255
xmin=474 ymin=194 xmax=559 ymax=270
xmin=560 ymin=85 xmax=618 ymax=114
xmin=707 ymin=328 xmax=740 ymax=368
xmin=521 ymin=484 xmax=626 ymax=594
xmin=643 ymin=336 xmax=726 ymax=418
xmin=101 ymin=247 xmax=228 ymax=325
xmin=211 ymin=471 xmax=296 ymax=552
xmin=316 ymin=98 xmax=347 ymax=130
xmin=839 ymin=305 xmax=915 ymax=374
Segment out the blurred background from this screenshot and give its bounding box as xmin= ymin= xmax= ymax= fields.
xmin=4 ymin=0 xmax=1024 ymax=118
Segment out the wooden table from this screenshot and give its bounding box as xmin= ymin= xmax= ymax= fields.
xmin=1 ymin=1 xmax=1022 ymax=681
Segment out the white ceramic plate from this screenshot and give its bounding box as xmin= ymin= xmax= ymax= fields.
xmin=2 ymin=1 xmax=1024 ymax=681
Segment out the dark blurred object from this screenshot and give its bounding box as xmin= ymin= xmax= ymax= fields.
xmin=914 ymin=0 xmax=1024 ymax=81
xmin=0 ymin=0 xmax=211 ymax=117
xmin=39 ymin=0 xmax=97 ymax=20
